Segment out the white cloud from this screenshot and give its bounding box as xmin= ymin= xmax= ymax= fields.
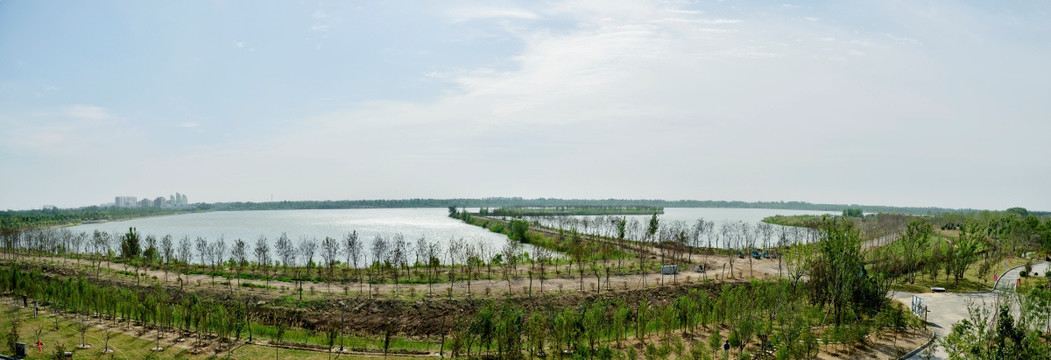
xmin=178 ymin=121 xmax=199 ymax=128
xmin=198 ymin=1 xmax=1044 ymax=210
xmin=63 ymin=104 xmax=109 ymax=120
xmin=884 ymin=33 xmax=923 ymax=46
xmin=0 ymin=105 xmax=144 ymax=159
xmin=447 ymin=7 xmax=539 ymax=22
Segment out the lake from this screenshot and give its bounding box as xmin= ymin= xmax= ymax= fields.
xmin=64 ymin=207 xmax=833 ymax=263
xmin=502 ymin=208 xmax=834 ymax=248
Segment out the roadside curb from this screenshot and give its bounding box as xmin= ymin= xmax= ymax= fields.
xmin=990 ymin=260 xmax=1050 ymax=291
xmin=898 ymin=333 xmax=935 ymax=360
xmin=990 ymin=264 xmax=1026 ymax=291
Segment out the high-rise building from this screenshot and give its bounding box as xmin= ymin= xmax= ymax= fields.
xmin=115 ymin=196 xmax=138 ymax=207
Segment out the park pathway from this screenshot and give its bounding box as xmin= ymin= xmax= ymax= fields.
xmin=894 ymin=260 xmax=1049 ymax=359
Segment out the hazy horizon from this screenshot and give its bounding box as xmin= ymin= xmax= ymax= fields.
xmin=2 ymin=1 xmax=1049 ymax=211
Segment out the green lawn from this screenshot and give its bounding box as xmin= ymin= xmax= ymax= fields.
xmin=0 ymin=302 xmax=434 ymax=359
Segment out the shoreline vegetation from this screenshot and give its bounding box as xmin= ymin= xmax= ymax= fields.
xmin=483 ymin=205 xmax=664 ymax=217
xmin=5 ymin=196 xmax=1035 ymax=232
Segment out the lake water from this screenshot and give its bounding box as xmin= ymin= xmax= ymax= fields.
xmin=66 ymin=208 xmax=520 ymax=265
xmin=504 ymin=208 xmax=834 ymax=249
xmin=64 ymin=207 xmax=833 ymax=263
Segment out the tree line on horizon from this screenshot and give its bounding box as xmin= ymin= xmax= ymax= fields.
xmin=6 ymin=198 xmax=1043 ymax=232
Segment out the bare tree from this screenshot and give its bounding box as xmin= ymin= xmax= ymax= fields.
xmin=742 ymin=222 xmax=757 ymax=277
xmin=464 ymin=242 xmax=479 ymax=296
xmin=535 ymin=246 xmax=550 ymax=293
xmin=757 ymin=222 xmax=774 ymax=252
xmin=447 ymin=237 xmax=464 ymax=294
xmin=300 ymin=238 xmax=318 ymax=269
xmin=91 ymin=230 xmax=109 ymax=280
xmin=371 ymin=235 xmax=389 ymax=285
xmin=320 ymin=236 xmax=340 ymax=290
xmin=344 ymin=231 xmax=360 ymax=268
xmin=299 ymin=238 xmax=318 ymax=298
xmin=161 ymin=235 xmax=174 ymax=274
xmin=390 ymin=234 xmax=408 ymax=292
xmin=195 ymin=236 xmax=209 ymax=275
xmin=720 ymin=222 xmax=737 ymax=278
xmin=213 ymin=236 xmax=227 ymax=284
xmin=232 ymin=238 xmax=247 ymax=287
xmin=776 ymin=225 xmax=791 ymax=276
xmin=426 ymin=240 xmax=442 ymax=294
xmin=501 ymin=240 xmax=519 ymax=293
xmin=414 ymin=235 xmax=427 ymax=268
xmin=254 ymin=235 xmax=271 ymax=286
xmin=71 ymin=231 xmax=86 ymax=263
xmin=275 ymin=233 xmax=295 ymax=275
xmin=178 ymin=236 xmax=193 ymax=289
xmin=345 ymin=231 xmax=362 ymax=291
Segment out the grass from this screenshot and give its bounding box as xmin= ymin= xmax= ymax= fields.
xmin=0 ymin=303 xmax=188 ymax=360
xmin=0 ymin=301 xmax=438 ymax=359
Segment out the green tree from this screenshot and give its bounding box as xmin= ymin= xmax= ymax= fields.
xmin=120 ymin=227 xmax=141 ymax=260
xmin=901 ymin=219 xmax=932 ymax=284
xmin=526 ymin=311 xmax=547 ymax=358
xmin=948 ymin=223 xmax=982 ymax=285
xmin=509 ymin=220 xmax=530 ymax=243
xmin=941 ymin=304 xmax=1050 ymax=359
xmin=809 ymin=218 xmax=883 ymax=325
xmin=5 ymin=311 xmax=21 ymax=355
xmin=647 ymin=213 xmax=660 ymax=241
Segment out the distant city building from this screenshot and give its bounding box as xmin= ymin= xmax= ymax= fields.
xmin=113 ymin=192 xmax=187 ymax=208
xmin=115 ymin=196 xmax=138 ymax=207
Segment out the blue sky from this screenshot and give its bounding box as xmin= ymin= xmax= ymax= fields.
xmin=1 ymin=1 xmax=1049 ymax=211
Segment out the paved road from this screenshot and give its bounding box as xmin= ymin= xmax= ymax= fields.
xmin=893 ymin=261 xmax=1049 ymax=359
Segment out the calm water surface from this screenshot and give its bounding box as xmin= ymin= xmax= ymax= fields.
xmin=66 ymin=208 xmax=517 ymax=257
xmin=65 ymin=208 xmax=834 ymax=261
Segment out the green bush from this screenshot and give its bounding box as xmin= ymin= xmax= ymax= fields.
xmin=489 ymin=223 xmax=505 ymax=234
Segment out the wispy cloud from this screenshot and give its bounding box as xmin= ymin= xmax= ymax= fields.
xmin=0 ymin=105 xmax=141 ymax=158
xmin=178 ymin=121 xmax=199 ymax=129
xmin=446 ymin=7 xmax=539 ymax=22
xmin=884 ymin=33 xmax=923 ymax=46
xmin=64 ymin=104 xmax=109 ymax=120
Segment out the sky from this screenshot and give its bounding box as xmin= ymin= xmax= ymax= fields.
xmin=1 ymin=1 xmax=1049 ymax=211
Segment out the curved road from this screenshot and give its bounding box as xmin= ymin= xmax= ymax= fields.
xmin=892 ymin=261 xmax=1049 ymax=359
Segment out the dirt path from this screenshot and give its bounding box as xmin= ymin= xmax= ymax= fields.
xmin=15 ymin=249 xmax=788 ymax=299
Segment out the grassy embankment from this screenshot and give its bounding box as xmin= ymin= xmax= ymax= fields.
xmin=485 ymin=205 xmax=663 ymax=217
